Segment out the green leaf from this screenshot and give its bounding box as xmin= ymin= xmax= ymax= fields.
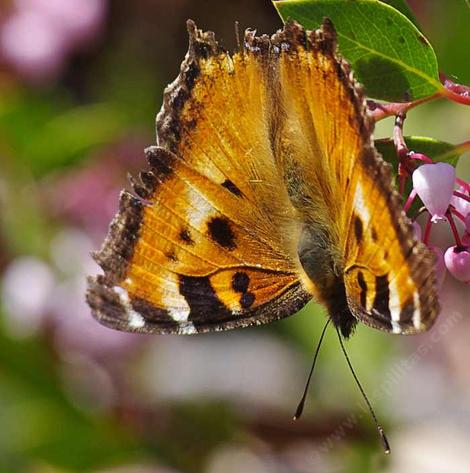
xmin=379 ymin=0 xmax=419 ymax=27
xmin=273 ymin=0 xmax=442 ymax=101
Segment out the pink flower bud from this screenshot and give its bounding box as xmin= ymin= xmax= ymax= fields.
xmin=429 ymin=246 xmax=446 ymax=289
xmin=412 ymin=163 xmax=456 ymax=222
xmin=463 ymin=233 xmax=470 ymax=246
xmin=444 ymin=246 xmax=470 ymax=283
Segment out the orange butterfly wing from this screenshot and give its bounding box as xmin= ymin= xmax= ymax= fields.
xmin=87 ymin=21 xmax=316 ymax=334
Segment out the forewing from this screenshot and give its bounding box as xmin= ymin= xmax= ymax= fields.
xmin=87 ymin=21 xmax=313 ymax=335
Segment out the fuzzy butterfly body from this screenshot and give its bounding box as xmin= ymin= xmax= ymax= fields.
xmin=87 ymin=19 xmax=439 ymax=338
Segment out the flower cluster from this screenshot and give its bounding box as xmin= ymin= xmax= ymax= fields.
xmin=404 ymin=155 xmax=470 ymax=285
xmin=0 ymin=0 xmax=107 ymax=83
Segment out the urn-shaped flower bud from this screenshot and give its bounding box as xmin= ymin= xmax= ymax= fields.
xmin=412 ymin=163 xmax=456 ymax=222
xmin=444 ymin=246 xmax=470 ymax=283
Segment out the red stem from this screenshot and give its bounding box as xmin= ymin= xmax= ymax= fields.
xmin=447 ymin=210 xmax=463 ymax=247
xmin=455 ymin=140 xmax=470 ymax=154
xmin=393 ymin=113 xmax=408 ymax=159
xmin=450 ymin=207 xmax=466 ymax=223
xmin=403 ymin=189 xmax=417 ymax=213
xmin=367 ymin=93 xmax=440 ymax=122
xmin=453 ymin=190 xmax=470 ymax=204
xmin=368 ymin=74 xmax=469 ymax=122
xmin=423 ymin=214 xmax=433 ymax=246
xmin=409 ymin=152 xmax=433 ymax=164
xmin=455 ymin=179 xmax=470 ymax=193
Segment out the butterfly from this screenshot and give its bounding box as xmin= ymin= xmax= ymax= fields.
xmin=86 ymin=19 xmax=440 ymax=339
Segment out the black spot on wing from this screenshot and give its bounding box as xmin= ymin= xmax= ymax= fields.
xmin=357 ymin=271 xmax=367 ymax=308
xmin=354 ymin=215 xmax=363 ymax=242
xmin=222 ymin=179 xmax=243 ymax=197
xmin=240 ymin=292 xmax=255 ymax=309
xmin=165 ymin=251 xmax=178 ymax=262
xmin=179 ymin=228 xmax=194 ymax=245
xmin=371 ymin=227 xmax=378 ymax=242
xmin=179 ymin=275 xmax=231 ymax=325
xmin=232 ymin=272 xmax=249 ymax=293
xmin=207 ymin=217 xmax=236 ymax=250
xmin=372 ymin=274 xmax=391 ymax=318
xmin=232 ymin=271 xmax=255 ymax=309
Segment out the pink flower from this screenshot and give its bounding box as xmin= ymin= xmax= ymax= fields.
xmin=444 ymin=246 xmax=470 ymax=284
xmin=16 ymin=0 xmax=107 ymax=48
xmin=0 ymin=10 xmax=66 ymax=82
xmin=0 ymin=0 xmax=107 ymax=83
xmin=412 ymin=163 xmax=456 ymax=222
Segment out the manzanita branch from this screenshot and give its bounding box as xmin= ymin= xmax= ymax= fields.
xmin=393 ymin=113 xmax=413 ymax=194
xmin=439 ymin=73 xmax=470 ymax=106
xmin=393 ymin=113 xmax=408 ymax=159
xmin=368 ymin=75 xmax=469 ymax=122
xmin=367 ymin=94 xmax=439 ymax=122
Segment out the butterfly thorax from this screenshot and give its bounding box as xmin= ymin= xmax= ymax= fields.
xmin=279 ymin=122 xmax=356 ymax=337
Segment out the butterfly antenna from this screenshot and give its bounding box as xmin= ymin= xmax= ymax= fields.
xmin=293 ymin=319 xmax=330 ymax=421
xmin=336 ymin=328 xmax=391 ymax=454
